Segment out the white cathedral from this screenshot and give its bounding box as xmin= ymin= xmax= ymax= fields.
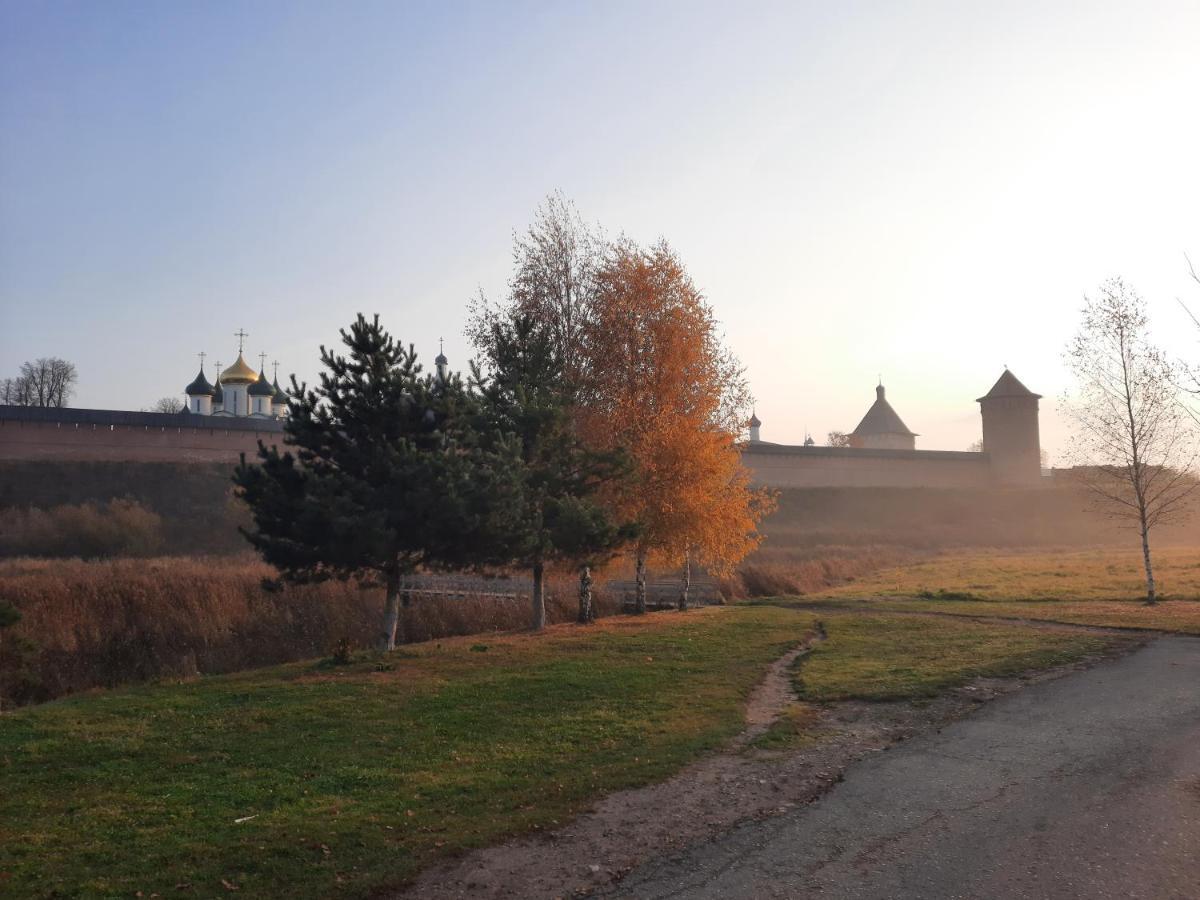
xmin=182 ymin=333 xmax=289 ymax=419
xmin=180 ymin=333 xmax=452 ymax=419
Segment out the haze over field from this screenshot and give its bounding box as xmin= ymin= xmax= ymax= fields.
xmin=2 ymin=0 xmax=1198 ymax=459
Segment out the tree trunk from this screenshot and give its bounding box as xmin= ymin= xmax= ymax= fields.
xmin=1140 ymin=521 xmax=1157 ymax=605
xmin=381 ymin=568 xmax=402 ymax=651
xmin=532 ymin=561 xmax=546 ymax=630
xmin=678 ymin=550 xmax=691 ymax=611
xmin=578 ymin=564 xmax=593 ymax=624
xmin=635 ymin=551 xmax=647 ymax=615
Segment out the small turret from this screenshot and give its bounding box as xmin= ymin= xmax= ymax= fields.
xmin=248 ymin=367 xmax=276 ymax=417
xmin=211 ymin=363 xmax=225 ymax=414
xmin=435 ymin=338 xmax=449 ymax=383
xmin=184 ymin=364 xmax=215 ymax=416
xmin=748 ymin=410 xmax=762 ymax=443
xmin=271 ymin=378 xmax=290 ymax=418
xmin=269 ymin=360 xmax=289 ymax=418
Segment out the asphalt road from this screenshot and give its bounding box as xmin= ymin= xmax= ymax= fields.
xmin=610 ymin=636 xmax=1200 ymax=900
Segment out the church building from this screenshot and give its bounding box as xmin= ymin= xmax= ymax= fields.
xmin=182 ymin=333 xmax=290 ymax=419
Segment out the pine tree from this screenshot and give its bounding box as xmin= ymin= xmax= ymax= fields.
xmin=234 ymin=314 xmax=522 ymax=650
xmin=472 ymin=313 xmax=637 ymax=629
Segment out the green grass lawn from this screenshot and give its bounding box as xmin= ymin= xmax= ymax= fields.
xmin=0 ymin=607 xmax=818 ymax=899
xmin=0 ymin=605 xmax=1118 ymax=899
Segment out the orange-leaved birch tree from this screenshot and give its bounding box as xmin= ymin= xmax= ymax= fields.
xmin=580 ymin=239 xmax=773 ymax=612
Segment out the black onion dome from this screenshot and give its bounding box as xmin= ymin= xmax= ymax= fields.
xmin=248 ymin=369 xmax=275 ymax=396
xmin=185 ymin=367 xmax=215 ymax=396
xmin=212 ymin=375 xmax=224 ymax=404
xmin=271 ymin=378 xmax=290 ymax=404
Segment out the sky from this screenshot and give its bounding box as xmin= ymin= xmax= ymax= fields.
xmin=2 ymin=0 xmax=1198 ymax=461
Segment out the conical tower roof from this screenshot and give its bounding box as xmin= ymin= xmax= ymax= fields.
xmin=851 ymin=384 xmax=917 ymax=438
xmin=977 ymin=369 xmax=1041 ymax=402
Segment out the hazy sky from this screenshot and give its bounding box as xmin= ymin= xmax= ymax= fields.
xmin=2 ymin=1 xmax=1198 ymax=460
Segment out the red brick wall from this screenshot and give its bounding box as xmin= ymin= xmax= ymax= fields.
xmin=0 ymin=418 xmax=283 ymax=463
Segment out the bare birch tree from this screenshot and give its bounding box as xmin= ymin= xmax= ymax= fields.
xmin=1064 ymin=277 xmax=1196 ymax=604
xmin=467 ymin=190 xmax=605 ymax=392
xmin=1176 ymin=253 xmax=1200 ymax=417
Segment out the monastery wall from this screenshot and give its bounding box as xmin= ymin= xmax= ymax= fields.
xmin=0 ymin=407 xmax=283 ymax=464
xmin=2 ymin=408 xmax=1001 ymax=489
xmin=742 ymin=444 xmax=994 ymax=489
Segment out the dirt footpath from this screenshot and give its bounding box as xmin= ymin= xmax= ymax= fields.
xmin=609 ymin=636 xmax=1200 ymax=899
xmin=392 ymin=629 xmax=1139 ymax=900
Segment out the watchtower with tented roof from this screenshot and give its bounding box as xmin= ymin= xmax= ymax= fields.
xmin=849 ymin=383 xmax=917 ymax=450
xmin=977 ymin=369 xmax=1042 ymax=485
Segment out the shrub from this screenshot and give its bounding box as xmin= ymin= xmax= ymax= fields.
xmin=0 ymin=499 xmax=165 ymax=559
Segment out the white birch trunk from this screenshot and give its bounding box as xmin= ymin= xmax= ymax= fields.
xmin=380 ymin=569 xmax=402 ymax=651
xmin=1140 ymin=521 xmax=1157 ymax=605
xmin=532 ymin=562 xmax=547 ymax=630
xmin=578 ymin=564 xmax=593 ymax=623
xmin=678 ymin=550 xmax=691 ymax=611
xmin=635 ymin=551 xmax=647 ymax=615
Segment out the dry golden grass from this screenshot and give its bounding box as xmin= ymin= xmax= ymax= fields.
xmin=810 ymin=546 xmax=1200 ymax=634
xmin=0 ymin=556 xmax=615 ymax=705
xmin=820 ymin=547 xmax=1200 ymax=601
xmin=727 ymin=545 xmax=917 ymax=598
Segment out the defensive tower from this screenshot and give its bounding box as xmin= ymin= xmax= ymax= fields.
xmin=977 ymin=369 xmax=1042 ymax=485
xmin=849 ymin=383 xmax=917 ymax=450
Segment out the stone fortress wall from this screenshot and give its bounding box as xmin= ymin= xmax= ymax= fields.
xmin=741 ymin=444 xmax=994 ymax=489
xmin=0 ymin=370 xmax=1043 ymax=487
xmin=743 ymin=370 xmax=1045 ymax=489
xmin=0 ymin=406 xmax=283 ymax=464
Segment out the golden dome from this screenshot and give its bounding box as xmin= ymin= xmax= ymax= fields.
xmin=220 ymin=354 xmax=259 ymax=385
